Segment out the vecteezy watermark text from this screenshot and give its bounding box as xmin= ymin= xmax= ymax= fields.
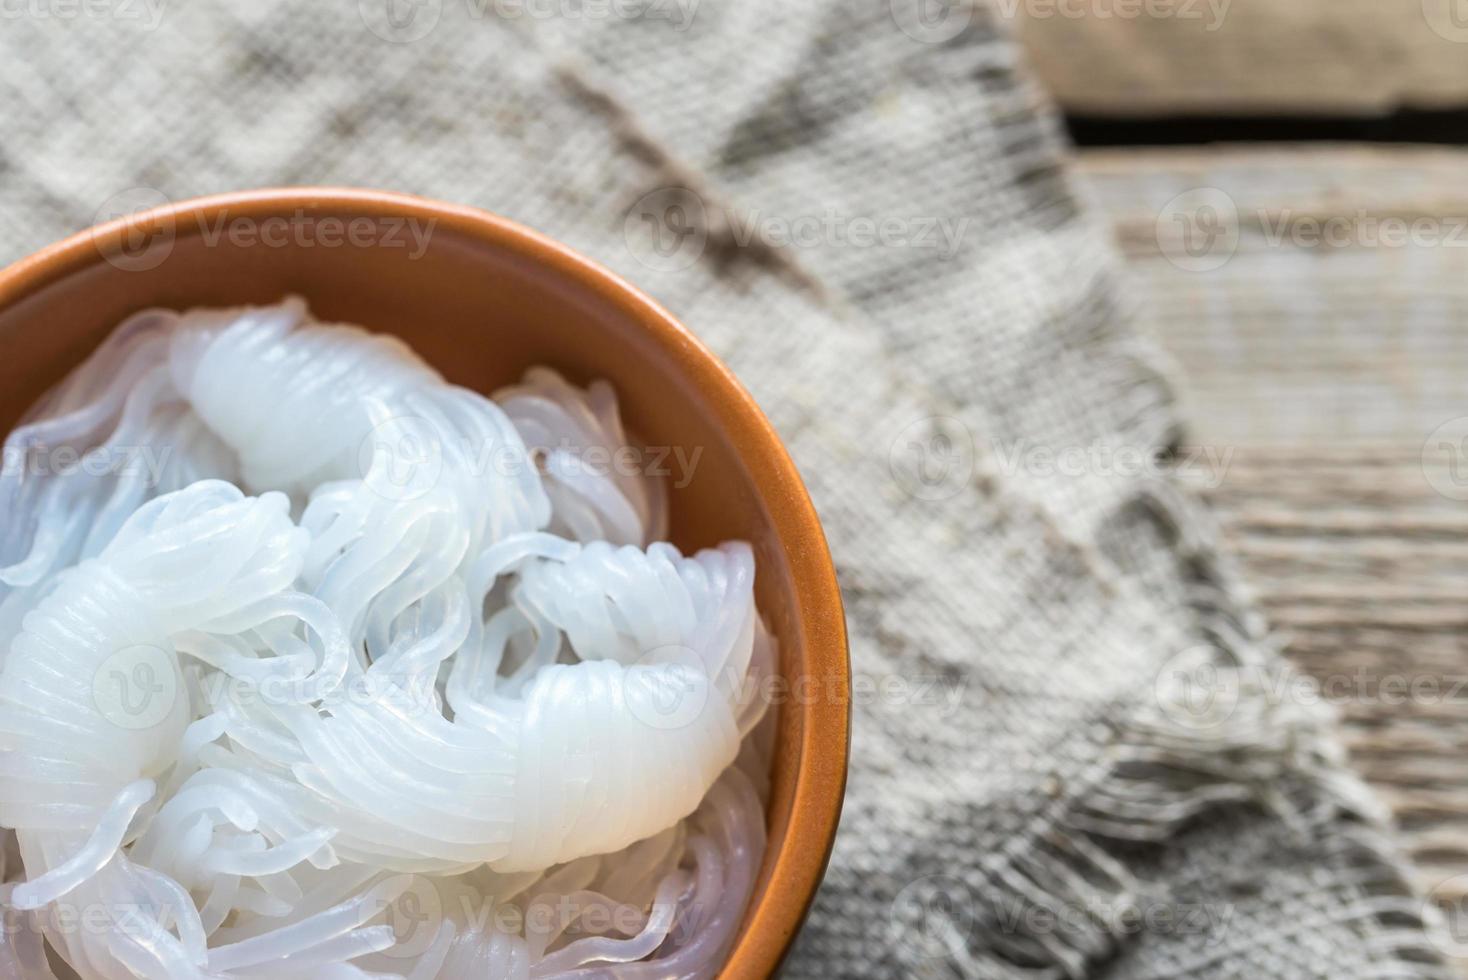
xmin=195 ymin=210 xmax=435 ymax=258
xmin=623 ymin=664 xmax=966 ymax=734
xmin=356 ymin=0 xmax=698 ymax=43
xmin=1422 ymin=0 xmax=1468 ymax=43
xmin=367 ymin=874 xmax=709 ymax=960
xmin=0 ymin=0 xmax=166 ymax=29
xmin=624 ymin=187 xmax=970 ymax=272
xmin=991 ymin=0 xmax=1230 ymax=29
xmin=1421 ymin=416 xmax=1468 ymax=501
xmin=1155 ymin=645 xmax=1468 ymax=731
xmin=92 ymin=187 xmax=438 ymax=272
xmin=888 ymin=414 xmax=1234 ymax=502
xmin=3 ymin=443 xmax=172 ymax=485
xmin=359 ymin=416 xmax=705 ymax=504
xmin=993 ymin=440 xmax=1234 ymax=489
xmin=1157 ymin=186 xmax=1468 ymax=272
xmin=890 ymin=0 xmax=1229 ymax=44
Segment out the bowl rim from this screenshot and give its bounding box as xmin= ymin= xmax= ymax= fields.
xmin=0 ymin=187 xmax=850 ymax=978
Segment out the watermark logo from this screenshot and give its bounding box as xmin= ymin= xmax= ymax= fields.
xmin=1156 ymin=187 xmax=1239 ymax=272
xmin=369 ymin=875 xmax=445 ymax=959
xmin=706 ymin=669 xmax=965 ymax=719
xmin=197 ymin=669 xmax=444 ymax=717
xmin=1256 ymin=211 xmax=1468 ymax=251
xmin=1154 ymin=645 xmax=1241 ymax=730
xmin=992 ymin=440 xmax=1234 ymax=489
xmin=541 ymin=442 xmax=703 ymax=491
xmin=890 ymin=875 xmax=975 ymax=959
xmin=351 ymin=879 xmax=695 ymax=955
xmin=624 ymin=645 xmax=711 ymax=731
xmin=90 ymin=189 xmax=438 ymax=273
xmin=1422 ymin=416 xmax=1468 ymax=501
xmin=849 ymin=672 xmax=966 ymax=717
xmin=359 ymin=415 xmax=446 ymax=503
xmin=2 ymin=442 xmax=173 ymax=486
xmin=3 ymin=897 xmax=189 ymax=942
xmin=890 ymin=0 xmax=974 ymax=43
xmin=1424 ymin=873 xmax=1468 ymax=956
xmin=1158 ymin=186 xmax=1468 ymax=272
xmin=359 ymin=0 xmax=442 ymax=42
xmin=623 ymin=188 xmax=971 ymax=272
xmin=889 ymin=416 xmax=975 ymax=501
xmin=1423 ymin=0 xmax=1468 ymax=42
xmin=1155 ymin=650 xmax=1468 ymax=730
xmin=355 ymin=416 xmax=704 ymax=503
xmin=92 ymin=187 xmax=174 ymax=273
xmin=624 ymin=187 xmax=708 ymax=273
xmin=92 ymin=644 xmax=178 ymax=731
xmin=196 ymin=210 xmax=436 ymax=257
xmin=1 ymin=0 xmax=167 ymax=29
xmin=990 ymin=0 xmax=1231 ymax=31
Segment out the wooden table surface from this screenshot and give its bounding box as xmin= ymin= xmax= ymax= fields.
xmin=1014 ymin=0 xmax=1468 ymax=116
xmin=1077 ymin=144 xmax=1468 ymax=960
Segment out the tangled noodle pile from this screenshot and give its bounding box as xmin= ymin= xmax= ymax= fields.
xmin=0 ymin=298 xmax=775 ymax=979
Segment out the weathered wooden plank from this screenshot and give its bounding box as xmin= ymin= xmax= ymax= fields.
xmin=1077 ymin=146 xmax=1468 ymax=965
xmin=1013 ymin=1 xmax=1468 ymax=115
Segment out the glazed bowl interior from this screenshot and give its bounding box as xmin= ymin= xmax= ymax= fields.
xmin=0 ymin=189 xmax=848 ymax=978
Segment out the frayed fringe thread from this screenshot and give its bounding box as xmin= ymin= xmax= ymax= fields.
xmin=960 ymin=478 xmax=1453 ymax=980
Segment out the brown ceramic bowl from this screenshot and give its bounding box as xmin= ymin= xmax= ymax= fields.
xmin=0 ymin=188 xmax=849 ymax=977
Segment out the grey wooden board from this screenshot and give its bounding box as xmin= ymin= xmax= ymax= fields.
xmin=1076 ymin=144 xmax=1468 ymax=960
xmin=1013 ymin=0 xmax=1468 ymax=115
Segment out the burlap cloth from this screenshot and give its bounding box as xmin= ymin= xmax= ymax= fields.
xmin=0 ymin=2 xmax=1450 ymax=977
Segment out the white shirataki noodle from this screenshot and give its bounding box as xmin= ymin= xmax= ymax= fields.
xmin=0 ymin=299 xmax=775 ymax=979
